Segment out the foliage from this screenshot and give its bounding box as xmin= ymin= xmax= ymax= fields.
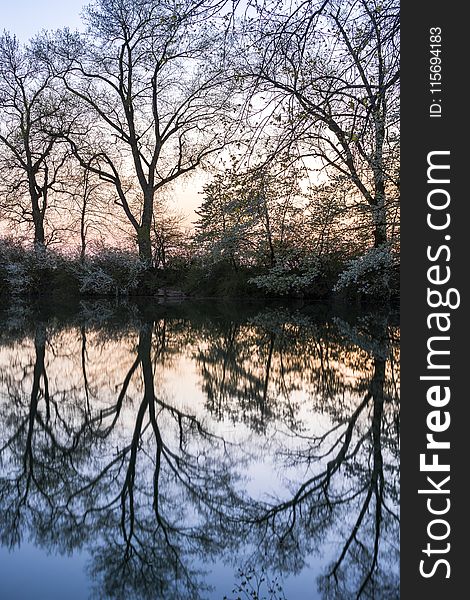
xmin=0 ymin=235 xmax=400 ymax=300
xmin=0 ymin=239 xmax=146 ymax=298
xmin=334 ymin=244 xmax=397 ymax=297
xmin=248 ymin=254 xmax=321 ymax=296
xmin=195 ymin=162 xmax=303 ymax=270
xmin=0 ymin=0 xmax=400 ymax=303
xmin=0 ymin=238 xmax=72 ymax=295
xmin=235 ymin=0 xmax=400 ymax=250
xmin=77 ymin=249 xmax=147 ymax=296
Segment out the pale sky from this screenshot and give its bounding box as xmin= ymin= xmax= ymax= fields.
xmin=0 ymin=0 xmax=85 ymax=41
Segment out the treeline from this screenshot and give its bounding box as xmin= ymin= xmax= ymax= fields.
xmin=0 ymin=0 xmax=400 ymax=300
xmin=0 ymin=235 xmax=399 ymax=300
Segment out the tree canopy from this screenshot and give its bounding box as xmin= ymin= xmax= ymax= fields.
xmin=0 ymin=0 xmax=400 ymax=300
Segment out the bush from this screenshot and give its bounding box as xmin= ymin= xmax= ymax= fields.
xmin=334 ymin=245 xmax=398 ymax=298
xmin=248 ymin=257 xmax=321 ymax=296
xmin=77 ymin=249 xmax=146 ymax=295
xmin=0 ymin=240 xmax=146 ymax=298
xmin=0 ymin=238 xmax=72 ymax=296
xmin=0 ymin=236 xmax=399 ymax=302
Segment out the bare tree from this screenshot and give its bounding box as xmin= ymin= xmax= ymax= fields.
xmin=237 ymin=0 xmax=400 ymax=251
xmin=0 ymin=33 xmax=72 ymax=252
xmin=45 ymin=0 xmax=238 ymax=263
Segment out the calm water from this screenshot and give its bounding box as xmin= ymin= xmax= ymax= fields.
xmin=0 ymin=299 xmax=399 ymax=600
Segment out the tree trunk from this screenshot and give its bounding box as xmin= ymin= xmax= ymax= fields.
xmin=80 ymin=212 xmax=87 ymax=263
xmin=260 ymin=187 xmax=276 ymax=267
xmin=33 ymin=217 xmax=46 ymax=253
xmin=373 ymin=199 xmax=388 ymax=248
xmin=80 ymin=171 xmax=90 ymax=262
xmin=265 ymin=210 xmax=276 ymax=267
xmin=372 ymin=194 xmax=391 ymax=301
xmin=138 ymin=188 xmax=154 ymax=263
xmin=161 ymin=239 xmax=166 ymax=269
xmin=137 ymin=223 xmax=152 ymax=263
xmin=372 ymin=111 xmax=388 ymax=249
xmin=29 ymin=182 xmax=46 ymax=252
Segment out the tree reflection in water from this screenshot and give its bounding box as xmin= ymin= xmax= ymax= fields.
xmin=0 ymin=302 xmax=399 ymax=599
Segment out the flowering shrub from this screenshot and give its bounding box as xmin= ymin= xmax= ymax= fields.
xmin=334 ymin=245 xmax=397 ymax=297
xmin=77 ymin=249 xmax=146 ymax=295
xmin=0 ymin=238 xmax=66 ymax=295
xmin=0 ymin=240 xmax=146 ymax=297
xmin=249 ymin=256 xmax=321 ymax=295
xmin=3 ymin=262 xmax=32 ymax=295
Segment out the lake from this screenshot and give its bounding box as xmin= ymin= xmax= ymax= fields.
xmin=0 ymin=298 xmax=399 ymax=599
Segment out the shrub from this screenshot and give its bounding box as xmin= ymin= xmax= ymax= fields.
xmin=0 ymin=238 xmax=69 ymax=295
xmin=248 ymin=255 xmax=321 ymax=296
xmin=77 ymin=249 xmax=146 ymax=295
xmin=334 ymin=245 xmax=398 ymax=298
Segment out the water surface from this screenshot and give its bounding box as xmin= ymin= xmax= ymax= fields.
xmin=0 ymin=299 xmax=400 ymax=599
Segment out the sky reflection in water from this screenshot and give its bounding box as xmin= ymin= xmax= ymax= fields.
xmin=0 ymin=300 xmax=400 ymax=599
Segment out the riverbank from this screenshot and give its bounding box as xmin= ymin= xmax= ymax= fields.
xmin=0 ymin=240 xmax=399 ymax=305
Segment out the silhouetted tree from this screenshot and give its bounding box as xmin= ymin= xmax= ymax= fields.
xmin=47 ymin=0 xmax=239 ymax=262
xmin=0 ymin=33 xmax=72 ymax=251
